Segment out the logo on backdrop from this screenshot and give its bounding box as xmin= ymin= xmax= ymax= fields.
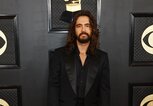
xmin=0 ymin=98 xmax=9 ymax=106
xmin=140 ymin=94 xmax=153 ymax=106
xmin=64 ymin=0 xmax=81 ymax=12
xmin=0 ymin=30 xmax=7 ymax=56
xmin=141 ymin=25 xmax=153 ymax=55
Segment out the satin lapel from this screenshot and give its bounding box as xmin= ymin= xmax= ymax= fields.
xmin=64 ymin=53 xmax=77 ymax=94
xmin=85 ymin=55 xmax=99 ymax=96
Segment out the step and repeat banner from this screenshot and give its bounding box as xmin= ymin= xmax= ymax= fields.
xmin=129 ymin=13 xmax=153 ymax=106
xmin=130 ymin=13 xmax=153 ymax=66
xmin=0 ymin=15 xmax=20 ymax=68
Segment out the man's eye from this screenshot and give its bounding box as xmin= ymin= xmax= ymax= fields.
xmin=76 ymin=25 xmax=81 ymax=28
xmin=86 ymin=24 xmax=91 ymax=28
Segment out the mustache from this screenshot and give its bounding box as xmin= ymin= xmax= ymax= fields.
xmin=79 ymin=32 xmax=89 ymax=37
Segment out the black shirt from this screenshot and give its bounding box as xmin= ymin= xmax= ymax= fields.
xmin=75 ymin=48 xmax=89 ymax=99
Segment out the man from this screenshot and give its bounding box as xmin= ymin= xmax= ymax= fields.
xmin=48 ymin=10 xmax=110 ymax=106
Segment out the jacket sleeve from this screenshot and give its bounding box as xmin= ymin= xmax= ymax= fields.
xmin=48 ymin=50 xmax=61 ymax=106
xmin=99 ymin=53 xmax=110 ymax=106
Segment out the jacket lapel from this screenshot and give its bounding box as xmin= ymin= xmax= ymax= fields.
xmin=64 ymin=52 xmax=77 ymax=94
xmin=85 ymin=55 xmax=99 ymax=96
xmin=64 ymin=49 xmax=99 ymax=96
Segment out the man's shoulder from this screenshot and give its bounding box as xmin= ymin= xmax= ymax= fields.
xmin=53 ymin=46 xmax=67 ymax=55
xmin=95 ymin=48 xmax=108 ymax=56
xmin=54 ymin=46 xmax=66 ymax=52
xmin=95 ymin=49 xmax=109 ymax=62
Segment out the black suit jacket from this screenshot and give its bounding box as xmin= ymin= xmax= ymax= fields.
xmin=48 ymin=47 xmax=110 ymax=106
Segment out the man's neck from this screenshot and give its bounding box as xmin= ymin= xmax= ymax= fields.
xmin=76 ymin=41 xmax=90 ymax=54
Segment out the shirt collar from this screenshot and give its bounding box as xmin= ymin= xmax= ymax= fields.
xmin=74 ymin=45 xmax=90 ymax=56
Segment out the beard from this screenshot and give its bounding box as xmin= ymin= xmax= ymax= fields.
xmin=76 ymin=32 xmax=91 ymax=43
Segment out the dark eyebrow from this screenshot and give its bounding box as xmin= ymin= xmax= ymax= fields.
xmin=75 ymin=23 xmax=82 ymax=26
xmin=85 ymin=23 xmax=90 ymax=25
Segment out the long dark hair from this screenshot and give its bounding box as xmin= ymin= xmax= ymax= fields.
xmin=65 ymin=10 xmax=99 ymax=54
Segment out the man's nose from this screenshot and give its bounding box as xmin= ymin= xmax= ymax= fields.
xmin=82 ymin=26 xmax=86 ymax=32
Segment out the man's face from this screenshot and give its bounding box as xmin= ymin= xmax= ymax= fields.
xmin=75 ymin=16 xmax=92 ymax=43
